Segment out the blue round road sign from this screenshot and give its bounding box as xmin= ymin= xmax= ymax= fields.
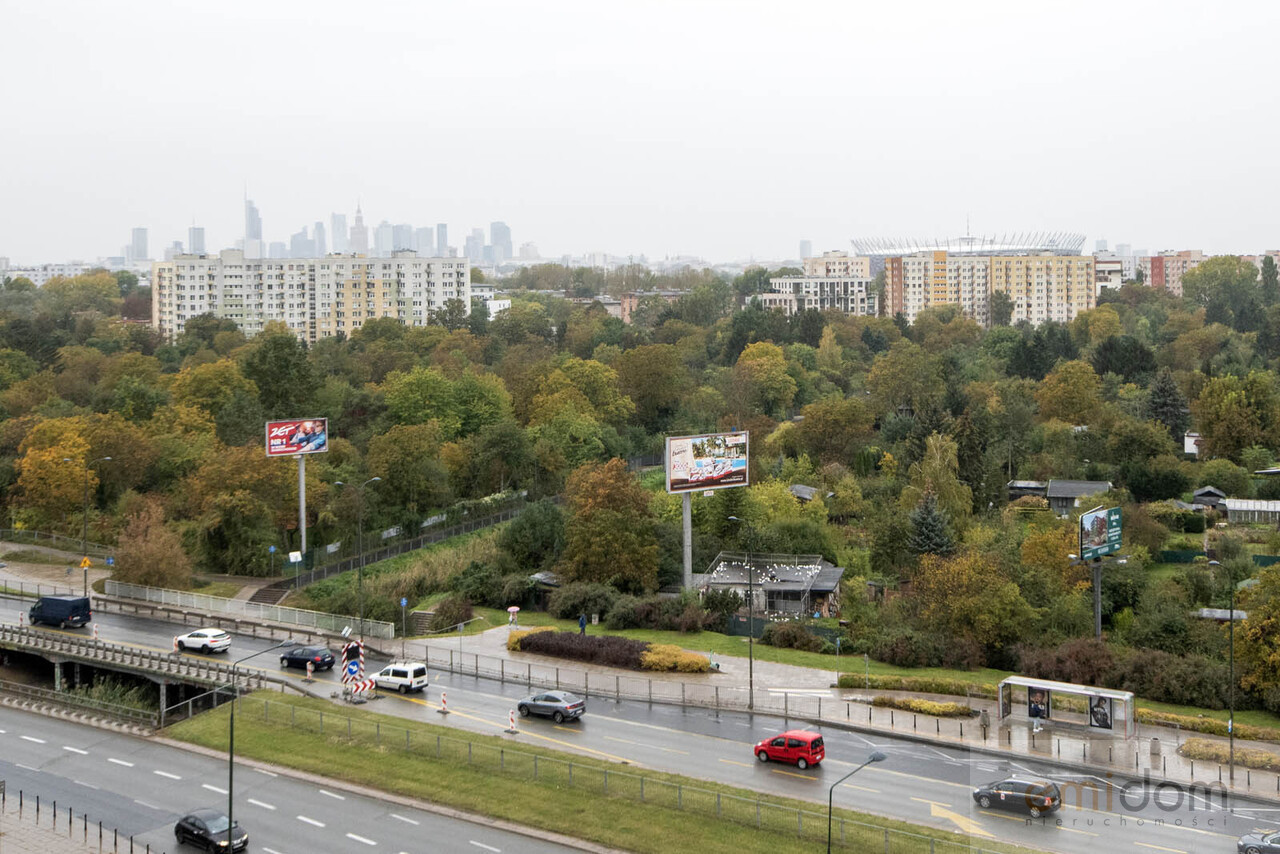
xmin=269 ymin=545 xmax=277 ymax=554
xmin=106 ymin=557 xmax=115 ymax=566
xmin=345 ymin=660 xmax=360 ymax=677
xmin=400 ymin=597 xmax=408 ymax=608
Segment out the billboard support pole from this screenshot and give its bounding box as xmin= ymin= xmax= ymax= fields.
xmin=682 ymin=493 xmax=693 ymax=589
xmin=1093 ymin=561 xmax=1102 ymax=639
xmin=298 ymin=455 xmax=307 ymax=559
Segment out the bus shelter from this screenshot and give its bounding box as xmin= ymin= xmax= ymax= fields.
xmin=996 ymin=676 xmax=1136 ymax=739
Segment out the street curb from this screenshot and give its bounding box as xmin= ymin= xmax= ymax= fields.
xmin=150 ymin=735 xmax=629 ymax=854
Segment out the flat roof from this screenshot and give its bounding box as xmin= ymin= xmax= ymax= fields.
xmin=998 ymin=675 xmax=1133 ymax=701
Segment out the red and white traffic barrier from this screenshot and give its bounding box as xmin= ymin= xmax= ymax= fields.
xmin=348 ymin=678 xmax=375 ymax=695
xmin=341 ymin=640 xmax=365 ymax=684
xmin=305 ymin=660 xmax=314 ymax=682
xmin=172 ymin=636 xmax=179 ymax=654
xmin=437 ymin=691 xmax=449 ymax=715
xmin=505 ymin=709 xmax=518 ymax=734
xmin=92 ymin=623 xmax=99 ymax=640
xmin=18 ymin=611 xmax=23 ymax=628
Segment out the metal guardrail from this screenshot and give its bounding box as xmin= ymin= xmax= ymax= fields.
xmin=105 ymin=580 xmax=395 ymax=640
xmin=0 ymin=676 xmax=158 ymax=727
xmin=0 ymin=580 xmax=81 ymax=600
xmin=236 ymin=694 xmax=1010 ymax=854
xmin=0 ymin=528 xmax=113 ymax=558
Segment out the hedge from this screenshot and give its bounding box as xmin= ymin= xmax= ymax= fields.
xmin=870 ymin=696 xmax=975 ymax=718
xmin=507 ymin=626 xmax=555 ymax=651
xmin=1137 ymin=709 xmax=1280 ymax=744
xmin=640 ymin=644 xmax=711 ymax=673
xmin=1178 ymin=738 xmax=1280 ymax=772
xmin=837 ymin=674 xmax=997 ymax=699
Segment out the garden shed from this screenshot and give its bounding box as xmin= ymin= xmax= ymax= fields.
xmin=1222 ymin=499 xmax=1280 ymax=524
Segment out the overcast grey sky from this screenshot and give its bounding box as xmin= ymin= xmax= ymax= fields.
xmin=2 ymin=0 xmax=1278 ymax=265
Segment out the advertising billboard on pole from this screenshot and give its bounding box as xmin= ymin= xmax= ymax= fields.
xmin=265 ymin=418 xmax=330 ymax=457
xmin=1079 ymin=506 xmax=1122 ymax=560
xmin=665 ymin=432 xmax=749 ymax=494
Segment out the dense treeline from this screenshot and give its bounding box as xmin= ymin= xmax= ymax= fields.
xmin=8 ymin=256 xmax=1280 ymax=710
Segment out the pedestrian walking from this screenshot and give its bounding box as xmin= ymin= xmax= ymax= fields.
xmin=578 ymin=613 xmax=587 ymax=635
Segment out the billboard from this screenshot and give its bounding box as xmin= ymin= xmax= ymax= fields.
xmin=1079 ymin=506 xmax=1122 ymax=560
xmin=665 ymin=432 xmax=749 ymax=494
xmin=1089 ymin=695 xmax=1114 ymax=730
xmin=1028 ymin=687 xmax=1051 ymax=720
xmin=265 ymin=418 xmax=330 ymax=457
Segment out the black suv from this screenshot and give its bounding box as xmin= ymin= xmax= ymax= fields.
xmin=280 ymin=645 xmax=336 ymax=671
xmin=972 ymin=778 xmax=1062 ymax=818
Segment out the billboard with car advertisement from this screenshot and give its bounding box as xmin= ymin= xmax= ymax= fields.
xmin=265 ymin=418 xmax=329 ymax=457
xmin=665 ymin=432 xmax=749 ymax=494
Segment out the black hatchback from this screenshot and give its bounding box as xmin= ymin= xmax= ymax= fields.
xmin=175 ymin=808 xmax=248 ymax=851
xmin=280 ymin=645 xmax=336 ymax=671
xmin=972 ymin=778 xmax=1062 ymax=818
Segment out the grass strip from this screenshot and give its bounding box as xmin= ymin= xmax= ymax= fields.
xmin=166 ymin=693 xmax=1044 ymax=854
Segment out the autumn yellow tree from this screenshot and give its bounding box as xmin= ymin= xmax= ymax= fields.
xmin=914 ymin=552 xmax=1038 ymax=650
xmin=557 ymin=458 xmax=659 ymax=593
xmin=1035 ymin=360 xmax=1102 ymax=423
xmin=114 ymin=498 xmax=192 ymax=588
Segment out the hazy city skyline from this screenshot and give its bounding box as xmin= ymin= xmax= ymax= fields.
xmin=3 ymin=1 xmax=1279 ymax=265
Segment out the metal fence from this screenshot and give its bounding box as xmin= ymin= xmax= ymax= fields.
xmin=1 ymin=787 xmax=151 ymax=854
xmin=0 ymin=580 xmax=81 ymax=600
xmin=0 ymin=676 xmax=158 ymax=727
xmin=236 ymin=694 xmax=1009 ymax=854
xmin=0 ymin=528 xmax=114 ymax=559
xmin=104 ymin=580 xmax=395 ymax=640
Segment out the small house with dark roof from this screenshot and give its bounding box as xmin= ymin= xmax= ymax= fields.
xmin=1007 ymin=480 xmax=1047 ymax=502
xmin=1193 ymin=486 xmax=1227 ymax=510
xmin=697 ymin=551 xmax=846 ymax=618
xmin=788 ymin=484 xmax=834 ymax=503
xmin=1045 ymin=479 xmax=1113 ymax=517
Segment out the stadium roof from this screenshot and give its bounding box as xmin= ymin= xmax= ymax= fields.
xmin=851 ymin=232 xmax=1085 ymax=257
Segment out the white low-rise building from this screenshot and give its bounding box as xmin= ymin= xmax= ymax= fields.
xmin=759 ymin=276 xmax=878 ymax=316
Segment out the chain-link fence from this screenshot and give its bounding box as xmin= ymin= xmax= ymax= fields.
xmin=234 ymin=695 xmax=1013 ymax=854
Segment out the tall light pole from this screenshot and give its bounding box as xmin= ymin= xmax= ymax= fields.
xmin=63 ymin=456 xmax=112 ymax=596
xmin=728 ymin=516 xmax=755 ymax=710
xmin=227 ymin=641 xmax=293 ymax=850
xmin=335 ymin=478 xmax=381 ymax=642
xmin=827 ymin=751 xmax=887 ymax=852
xmin=1210 ymin=559 xmax=1234 ymax=786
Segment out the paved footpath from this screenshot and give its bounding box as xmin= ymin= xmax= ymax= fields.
xmin=0 ymin=799 xmax=102 ymax=854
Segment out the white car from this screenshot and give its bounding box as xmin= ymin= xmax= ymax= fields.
xmin=175 ymin=628 xmax=231 ymax=654
xmin=373 ymin=662 xmax=429 ymax=694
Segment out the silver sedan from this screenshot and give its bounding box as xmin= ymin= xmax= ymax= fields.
xmin=516 ymin=690 xmax=586 ymax=723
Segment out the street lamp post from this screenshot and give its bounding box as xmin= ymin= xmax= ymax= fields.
xmin=227 ymin=641 xmax=292 ymax=849
xmin=63 ymin=456 xmax=112 ymax=596
xmin=827 ymin=751 xmax=887 ymax=852
xmin=335 ymin=478 xmax=381 ymax=642
xmin=1210 ymin=559 xmax=1234 ymax=786
xmin=727 ymin=516 xmax=755 ymax=710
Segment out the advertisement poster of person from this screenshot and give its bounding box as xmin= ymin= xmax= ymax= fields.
xmin=665 ymin=431 xmax=749 ymax=493
xmin=265 ymin=419 xmax=330 ymax=456
xmin=1028 ymin=687 xmax=1051 ymax=720
xmin=1089 ymin=695 xmax=1114 ymax=730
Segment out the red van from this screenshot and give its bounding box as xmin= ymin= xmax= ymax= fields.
xmin=754 ymin=730 xmax=825 ymax=769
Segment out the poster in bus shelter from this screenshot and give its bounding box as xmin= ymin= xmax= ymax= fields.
xmin=665 ymin=432 xmax=749 ymax=494
xmin=265 ymin=418 xmax=329 ymax=456
xmin=1089 ymin=695 xmax=1114 ymax=730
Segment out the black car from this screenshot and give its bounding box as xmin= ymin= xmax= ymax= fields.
xmin=1239 ymin=830 xmax=1280 ymax=853
xmin=174 ymin=808 xmax=248 ymax=851
xmin=972 ymin=778 xmax=1062 ymax=818
xmin=280 ymin=645 xmax=336 ymax=671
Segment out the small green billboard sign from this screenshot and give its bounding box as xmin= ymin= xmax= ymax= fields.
xmin=1080 ymin=506 xmax=1122 ymax=560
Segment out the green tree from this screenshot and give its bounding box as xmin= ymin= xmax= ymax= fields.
xmin=1193 ymin=371 xmax=1280 ymax=461
xmin=989 ymin=291 xmax=1014 ymax=327
xmin=899 ymin=433 xmax=972 ymax=525
xmin=430 ymin=298 xmax=470 ymax=331
xmin=557 ymin=459 xmax=659 ymax=593
xmin=1145 ymin=368 xmax=1190 ymax=439
xmin=170 ymin=360 xmax=260 ymax=420
xmin=1263 ymin=256 xmax=1279 ymax=306
xmin=913 ymin=552 xmax=1037 ymax=650
xmin=499 ymin=499 xmax=565 ymax=570
xmin=615 ymin=344 xmax=691 ymax=432
xmin=114 ymin=498 xmax=192 ymax=588
xmin=1035 ymin=360 xmax=1102 ymax=423
xmin=239 ymin=325 xmax=320 ymax=417
xmin=793 ymin=396 xmax=874 ymax=464
xmin=381 ymin=366 xmax=462 ymax=435
xmin=368 ymin=423 xmax=452 ymax=516
xmin=907 ymin=494 xmax=956 ymax=556
xmin=867 ymin=340 xmax=942 ymax=416
xmin=1182 ymin=256 xmax=1262 ymax=332
xmin=730 ymin=341 xmax=797 ymax=419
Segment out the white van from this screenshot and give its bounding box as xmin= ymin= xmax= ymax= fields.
xmin=373 ymin=662 xmax=429 ymax=694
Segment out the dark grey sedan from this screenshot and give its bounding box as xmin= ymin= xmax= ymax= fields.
xmin=175 ymin=808 xmax=248 ymax=851
xmin=517 ymin=690 xmax=586 ymax=723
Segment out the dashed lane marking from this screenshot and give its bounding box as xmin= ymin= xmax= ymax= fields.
xmin=297 ymin=815 xmax=325 ymax=827
xmin=63 ymin=746 xmax=88 ymax=754
xmin=469 ymin=842 xmax=501 ymax=852
xmin=154 ymin=770 xmax=181 ymax=780
xmin=108 ymin=758 xmax=134 ymax=767
xmin=346 ymin=833 xmax=377 ymax=846
xmin=248 ymin=799 xmax=276 ymax=810
xmin=20 ymin=735 xmax=45 ymax=743
xmin=319 ymin=789 xmax=346 ymax=800
xmin=202 ymin=783 xmax=228 ymax=794
xmin=390 ymin=814 xmax=419 ymax=825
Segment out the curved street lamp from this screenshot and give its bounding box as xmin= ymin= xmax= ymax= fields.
xmin=727 ymin=516 xmax=755 ymax=710
xmin=62 ymin=455 xmax=113 ymax=596
xmin=335 ymin=478 xmax=382 ymax=641
xmin=227 ymin=640 xmax=295 ymax=850
xmin=828 ymin=750 xmax=887 ymax=852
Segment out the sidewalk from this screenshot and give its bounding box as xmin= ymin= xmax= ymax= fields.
xmin=0 ymin=798 xmax=102 ymax=854
xmin=408 ymin=625 xmax=1280 ymax=801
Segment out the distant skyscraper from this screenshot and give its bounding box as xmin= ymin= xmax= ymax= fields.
xmin=290 ymin=228 xmax=315 ymax=258
xmin=1095 ymin=239 xmax=1108 ymax=252
xmin=244 ymin=199 xmax=264 ymax=258
xmin=313 ymin=222 xmax=327 ymax=256
xmin=349 ymin=206 xmax=369 ymax=255
xmin=392 ymin=223 xmax=414 ymax=252
xmin=518 ymin=242 xmax=539 ymax=260
xmin=436 ymin=223 xmax=448 ymax=257
xmin=130 ymin=227 xmax=149 ymax=262
xmin=465 ymin=228 xmax=485 ymax=263
xmin=490 ymin=221 xmax=512 ymax=264
xmin=188 ymin=226 xmax=206 ymax=255
xmin=268 ymin=242 xmax=287 ymax=259
xmin=374 ymin=221 xmax=394 ymax=256
xmin=1115 ymin=243 xmax=1131 ymax=257
xmin=330 ymin=213 xmax=348 ymax=253
xmin=415 ymin=227 xmax=434 ymax=256
xmin=799 ymin=240 xmax=812 ymax=259
xmin=163 ymin=240 xmax=184 ymax=261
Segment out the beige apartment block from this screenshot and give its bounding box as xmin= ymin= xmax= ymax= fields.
xmin=152 ymin=249 xmax=470 ymax=342
xmin=1137 ymin=250 xmax=1205 ymax=297
xmin=802 ymin=251 xmax=872 ymax=279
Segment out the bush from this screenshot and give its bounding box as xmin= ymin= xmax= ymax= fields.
xmin=1017 ymin=638 xmax=1116 ymax=686
xmin=516 ymin=630 xmax=651 ymax=669
xmin=604 ymin=595 xmax=643 ymax=630
xmin=701 ymin=588 xmax=742 ymax=633
xmin=870 ymin=696 xmax=974 ymax=718
xmin=507 ymin=625 xmax=555 ymax=650
xmin=760 ymin=621 xmax=825 ymax=653
xmin=640 ymin=644 xmax=710 ymax=672
xmin=1184 ymin=513 xmax=1206 ymax=534
xmin=547 ymin=582 xmax=618 ymax=621
xmin=498 ymin=499 xmax=565 ymax=570
xmin=1109 ymin=649 xmax=1230 ymax=709
xmin=1178 ymin=738 xmax=1280 ymax=772
xmin=449 ymin=559 xmax=502 ymax=607
xmin=836 ymin=674 xmax=997 ymax=699
xmin=428 ymin=595 xmax=473 ymax=632
xmin=633 ymin=595 xmax=688 ymax=631
xmin=869 ymin=628 xmax=947 ymax=668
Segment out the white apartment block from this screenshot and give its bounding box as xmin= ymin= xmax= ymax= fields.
xmin=760 ymin=276 xmax=878 ymax=316
xmin=1094 ymin=254 xmax=1125 ymax=290
xmin=152 ymin=249 xmax=470 ymax=342
xmin=802 ymin=251 xmax=872 ymax=279
xmin=5 ymin=262 xmax=94 ymax=286
xmin=886 ymin=251 xmax=1094 ymax=326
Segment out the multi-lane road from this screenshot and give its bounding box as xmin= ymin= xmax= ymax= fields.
xmin=2 ymin=594 xmax=1275 ymax=853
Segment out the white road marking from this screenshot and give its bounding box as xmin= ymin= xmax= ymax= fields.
xmin=390 ymin=814 xmax=419 ymax=825
xmin=319 ymin=789 xmax=346 ymax=800
xmin=63 ymin=746 xmax=88 ymax=754
xmin=262 ymin=849 xmax=287 ymax=854
xmin=255 ymin=768 xmax=278 ymax=777
xmin=469 ymin=842 xmax=501 ymax=852
xmin=134 ymin=800 xmax=158 ymax=809
xmin=154 ymin=770 xmax=181 ymax=780
xmin=73 ymin=780 xmax=99 ymax=789
xmin=108 ymin=758 xmax=134 ymax=767
xmin=21 ymin=735 xmax=46 ymax=743
xmin=16 ymin=763 xmax=37 ymax=771
xmin=202 ymin=783 xmax=228 ymax=794
xmin=297 ymin=815 xmax=325 ymax=827
xmin=346 ymin=833 xmax=377 ymax=846
xmin=248 ymin=799 xmax=276 ymax=810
